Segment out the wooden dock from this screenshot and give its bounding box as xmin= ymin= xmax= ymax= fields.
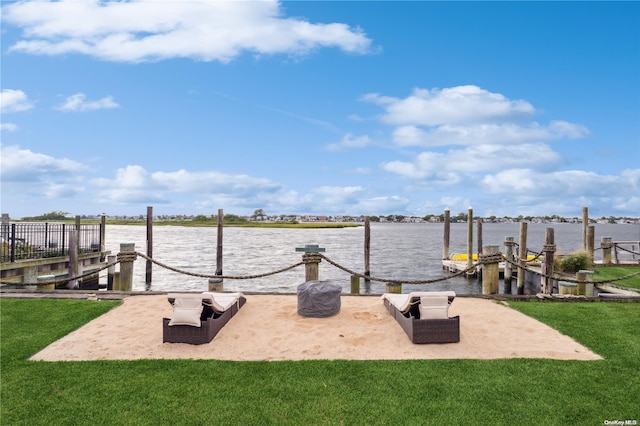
xmin=441 ymin=253 xmax=540 ymax=278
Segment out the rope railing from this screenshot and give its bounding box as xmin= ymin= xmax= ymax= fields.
xmin=135 ymin=252 xmax=305 ymax=280
xmin=317 ymin=252 xmax=479 ymax=285
xmin=615 ymin=244 xmax=640 ymax=256
xmin=502 ymin=256 xmax=640 ymax=285
xmin=3 ymin=248 xmax=639 ymax=288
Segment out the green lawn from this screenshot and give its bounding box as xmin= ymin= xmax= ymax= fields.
xmin=1 ymin=298 xmax=638 ymax=425
xmin=593 ymin=266 xmax=640 ymax=288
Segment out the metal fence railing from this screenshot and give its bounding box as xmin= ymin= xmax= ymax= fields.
xmin=0 ymin=222 xmax=103 ymax=263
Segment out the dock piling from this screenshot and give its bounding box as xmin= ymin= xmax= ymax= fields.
xmin=364 ymin=216 xmax=371 ymax=283
xmin=504 ymin=237 xmax=515 ymax=294
xmin=296 ymin=244 xmax=325 ymax=282
xmin=582 ymin=207 xmax=589 ymax=251
xmin=480 ymin=245 xmax=500 ymax=295
xmin=208 ymin=278 xmax=223 ymax=292
xmin=466 ymin=207 xmax=474 ymax=277
xmin=216 ymin=209 xmax=224 ymax=287
xmin=146 ymin=206 xmax=153 ymax=290
xmin=119 ymin=243 xmax=135 ymax=291
xmin=601 ymin=237 xmax=613 ymax=264
xmin=542 ymin=228 xmax=556 ymax=294
xmin=350 ymin=275 xmax=360 ymax=294
xmin=586 ymin=225 xmax=595 ymax=263
xmin=442 ymin=208 xmax=450 ymax=260
xmin=68 ymin=230 xmax=79 ymax=289
xmin=107 ymin=254 xmax=116 ymax=291
xmin=516 ymin=222 xmax=528 ymax=295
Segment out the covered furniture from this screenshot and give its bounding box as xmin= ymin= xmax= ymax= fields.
xmin=297 ymin=280 xmax=342 ymax=318
xmin=381 ymin=291 xmax=460 ymax=344
xmin=163 ymin=292 xmax=246 ymax=344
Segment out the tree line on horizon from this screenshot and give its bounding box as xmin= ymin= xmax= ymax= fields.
xmin=12 ymin=210 xmax=639 ymax=224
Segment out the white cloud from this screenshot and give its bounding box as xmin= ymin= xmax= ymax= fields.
xmin=0 ymin=145 xmax=88 ymax=203
xmin=0 ymin=145 xmax=88 ymax=182
xmin=363 ymin=85 xmax=589 ymax=158
xmin=382 ymin=143 xmax=562 ymax=179
xmin=326 ymin=133 xmax=372 ymax=151
xmin=93 ymin=165 xmax=283 ymax=205
xmin=392 ymin=121 xmax=589 ymax=147
xmin=350 ymin=195 xmax=410 ymax=214
xmin=4 ymin=0 xmax=373 ymax=63
xmin=56 ymin=93 xmax=120 ymax=112
xmin=345 ymin=167 xmax=373 ymax=175
xmin=1 ymin=123 xmax=18 ymax=132
xmin=363 ymin=85 xmax=535 ymax=126
xmin=613 ymin=196 xmax=640 ymax=212
xmin=481 ymin=168 xmax=640 ymax=198
xmin=0 ymin=89 xmax=34 ymax=113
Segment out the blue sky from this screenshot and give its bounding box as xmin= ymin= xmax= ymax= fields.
xmin=1 ymin=1 xmax=638 ymax=219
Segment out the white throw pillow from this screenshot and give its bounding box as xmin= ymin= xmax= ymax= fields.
xmin=168 ymin=297 xmax=204 ymax=327
xmin=419 ymin=296 xmax=449 ymax=320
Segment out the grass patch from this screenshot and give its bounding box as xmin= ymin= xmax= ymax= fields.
xmin=1 ymin=298 xmax=638 ymax=424
xmin=593 ymin=266 xmax=640 ymax=288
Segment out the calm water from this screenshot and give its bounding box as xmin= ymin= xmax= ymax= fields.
xmin=104 ymin=222 xmax=639 ymax=294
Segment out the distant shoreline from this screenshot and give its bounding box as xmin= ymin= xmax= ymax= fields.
xmin=33 ymin=219 xmax=364 ymax=229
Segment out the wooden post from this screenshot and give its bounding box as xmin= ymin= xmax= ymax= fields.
xmin=303 ymin=253 xmax=320 ymax=281
xmin=119 ymin=243 xmax=135 ymax=291
xmin=107 ymin=254 xmax=116 ymax=290
xmin=296 ymin=245 xmax=325 ymax=282
xmin=23 ymin=265 xmax=38 ymax=288
xmin=577 ymin=270 xmax=595 ymax=296
xmin=350 ymin=275 xmax=360 ymax=294
xmin=466 ymin=207 xmax=474 ymax=277
xmin=442 ymin=208 xmax=450 ymax=259
xmin=385 ymin=282 xmax=402 ymax=294
xmin=364 ymin=216 xmax=370 ymax=284
xmin=146 ymin=206 xmax=153 ymax=291
xmin=477 ymin=219 xmax=483 ymax=258
xmin=601 ymin=237 xmax=613 ymax=265
xmin=208 ymin=278 xmax=223 ymax=292
xmin=75 ymin=215 xmax=81 ymax=246
xmin=586 ymin=225 xmax=595 ymax=263
xmin=576 ymin=270 xmax=588 ymax=295
xmin=476 ymin=218 xmax=483 ymax=280
xmin=504 ymin=237 xmax=515 ymax=294
xmin=100 ymin=215 xmax=107 ymax=262
xmin=480 ymin=245 xmax=500 ymax=295
xmin=542 ymin=228 xmax=556 ymax=294
xmin=113 ymin=272 xmax=121 ymax=291
xmin=582 ymin=207 xmax=589 ymax=251
xmin=216 ymin=209 xmax=223 ymax=284
xmin=1 ymin=214 xmax=9 ymax=243
xmin=516 ymin=221 xmax=528 ymax=295
xmin=68 ymin=230 xmax=79 ymax=289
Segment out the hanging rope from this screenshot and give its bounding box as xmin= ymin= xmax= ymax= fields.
xmin=135 ymin=252 xmax=305 ymax=280
xmin=3 ymin=248 xmax=639 ymax=288
xmin=502 ymin=256 xmax=640 ymax=285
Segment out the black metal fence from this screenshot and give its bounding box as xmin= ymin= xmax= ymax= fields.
xmin=0 ymin=222 xmax=103 ymax=263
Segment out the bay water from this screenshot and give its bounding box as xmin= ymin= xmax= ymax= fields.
xmin=104 ymin=222 xmax=639 ymax=294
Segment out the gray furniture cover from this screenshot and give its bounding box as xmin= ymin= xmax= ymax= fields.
xmin=297 ymin=280 xmax=342 ymax=318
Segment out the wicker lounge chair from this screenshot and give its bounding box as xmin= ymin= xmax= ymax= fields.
xmin=382 ymin=291 xmax=460 ymax=344
xmin=163 ymin=292 xmax=246 ymax=344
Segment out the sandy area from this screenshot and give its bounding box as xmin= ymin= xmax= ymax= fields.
xmin=30 ymin=295 xmax=602 ymax=361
